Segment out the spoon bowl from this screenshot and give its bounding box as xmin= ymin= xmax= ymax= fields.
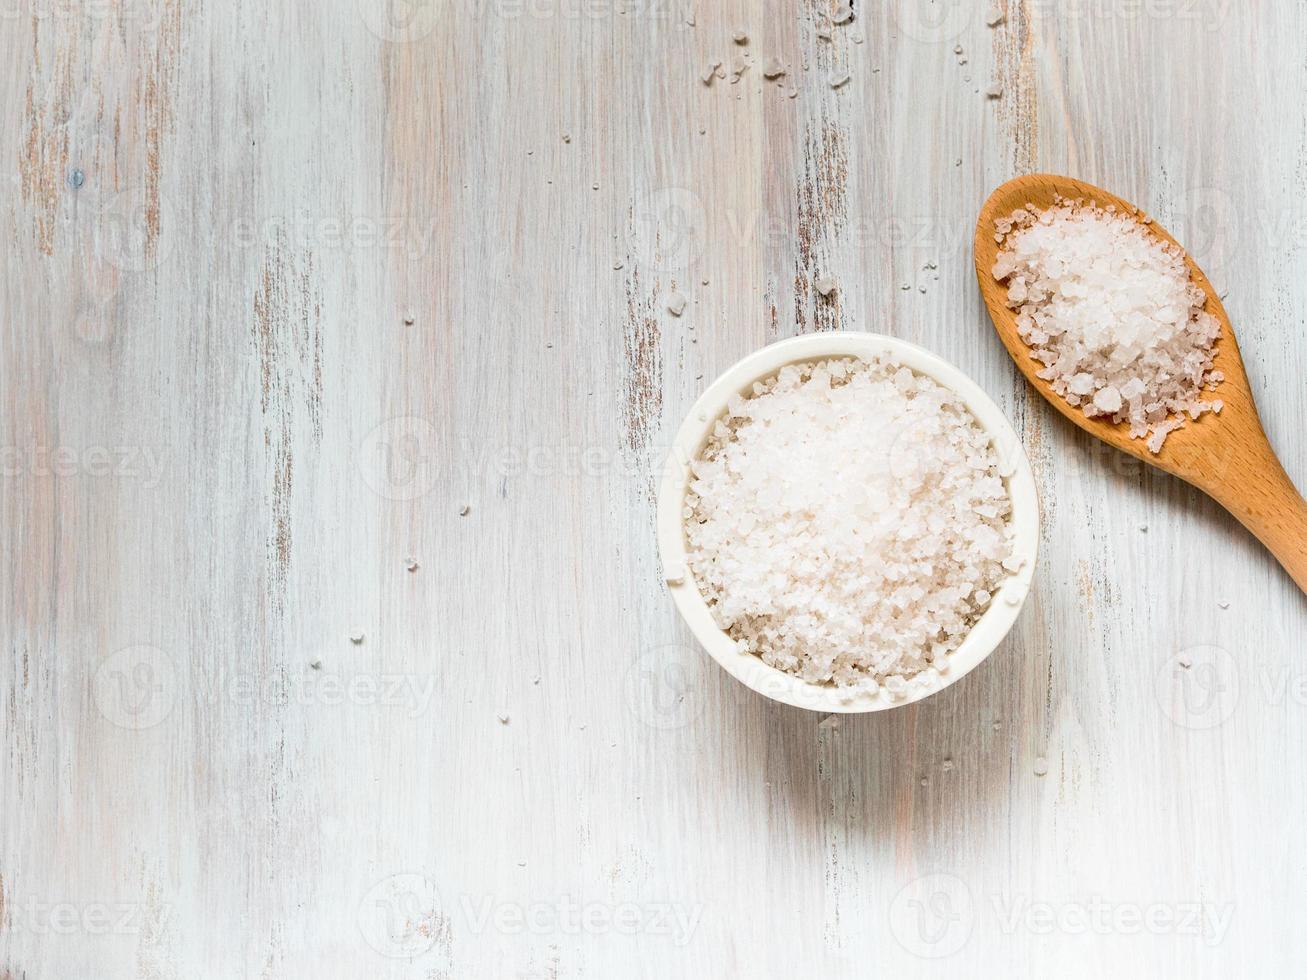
xmin=975 ymin=173 xmax=1307 ymax=594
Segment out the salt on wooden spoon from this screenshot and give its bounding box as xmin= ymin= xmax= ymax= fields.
xmin=975 ymin=173 xmax=1307 ymax=593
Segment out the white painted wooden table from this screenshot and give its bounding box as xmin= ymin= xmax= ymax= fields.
xmin=5 ymin=1 xmax=1306 ymax=977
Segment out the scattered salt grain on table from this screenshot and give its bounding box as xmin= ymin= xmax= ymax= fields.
xmin=992 ymin=198 xmax=1223 ymax=453
xmin=684 ymin=357 xmax=1014 ymax=691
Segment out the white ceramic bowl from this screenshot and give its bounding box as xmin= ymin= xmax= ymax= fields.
xmin=656 ymin=332 xmax=1040 ymax=713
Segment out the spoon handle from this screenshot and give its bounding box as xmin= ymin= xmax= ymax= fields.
xmin=1209 ymin=455 xmax=1307 ymax=595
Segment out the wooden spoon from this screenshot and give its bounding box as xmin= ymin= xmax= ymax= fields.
xmin=975 ymin=173 xmax=1307 ymax=594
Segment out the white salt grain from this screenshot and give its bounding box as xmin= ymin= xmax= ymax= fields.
xmin=992 ymin=198 xmax=1222 ymax=453
xmin=814 ymin=276 xmax=838 ymax=297
xmin=685 ymin=356 xmax=1014 ymax=690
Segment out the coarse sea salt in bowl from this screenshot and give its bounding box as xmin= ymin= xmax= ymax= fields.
xmin=657 ymin=332 xmax=1040 ymax=714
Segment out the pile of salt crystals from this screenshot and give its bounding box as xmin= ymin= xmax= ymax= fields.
xmin=684 ymin=356 xmax=1015 ymax=697
xmin=992 ymin=197 xmax=1223 ymax=453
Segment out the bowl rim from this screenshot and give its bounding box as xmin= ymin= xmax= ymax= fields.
xmin=655 ymin=331 xmax=1041 ymax=713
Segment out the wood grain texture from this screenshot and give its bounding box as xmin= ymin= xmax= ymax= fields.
xmin=976 ymin=172 xmax=1307 ymax=593
xmin=3 ymin=1 xmax=1306 ymax=978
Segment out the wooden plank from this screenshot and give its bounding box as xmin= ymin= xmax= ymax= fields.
xmin=2 ymin=1 xmax=1305 ymax=976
